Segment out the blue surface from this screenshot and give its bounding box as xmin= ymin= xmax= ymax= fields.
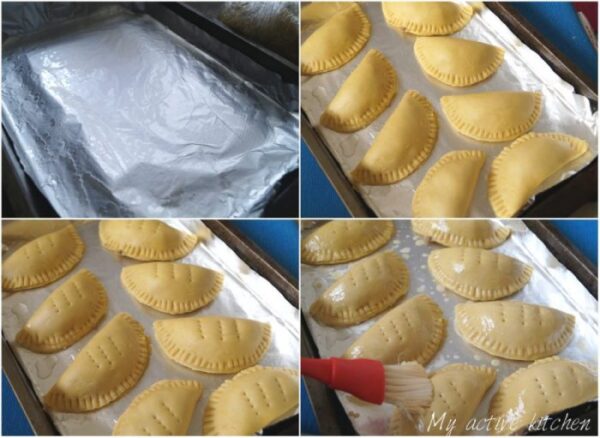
xmin=2 ymin=374 xmax=32 ymax=435
xmin=550 ymin=219 xmax=598 ymax=265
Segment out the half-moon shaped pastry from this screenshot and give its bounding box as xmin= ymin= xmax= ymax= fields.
xmin=44 ymin=313 xmax=150 ymax=412
xmin=301 ymin=220 xmax=395 ymax=265
xmin=382 ymin=2 xmax=473 ymax=36
xmin=412 ymin=219 xmax=511 ymax=249
xmin=203 ymin=366 xmax=299 ymax=435
xmin=455 ymin=301 xmax=575 ymax=360
xmin=320 ymin=49 xmax=398 ymax=132
xmin=113 ymin=380 xmax=203 ymax=436
xmin=301 ymin=2 xmax=353 ymax=27
xmin=344 ymin=294 xmax=446 ymax=365
xmin=121 ymin=262 xmax=223 ymax=315
xmin=154 ymin=316 xmax=271 ymax=374
xmin=2 ymin=225 xmax=85 ymax=292
xmin=428 ymin=247 xmax=532 ymax=300
xmin=441 ymin=91 xmax=542 ymax=142
xmin=16 ymin=269 xmax=108 ymax=353
xmin=489 ymin=357 xmax=597 ymax=435
xmin=351 ymin=90 xmax=438 ymax=185
xmin=414 ymin=36 xmax=504 ymax=87
xmin=412 ymin=150 xmax=485 ymax=218
xmin=2 ymin=220 xmax=71 ymax=243
xmin=489 ymin=132 xmax=589 ymax=217
xmin=301 ymin=3 xmax=370 ymax=75
xmin=99 ymin=220 xmax=198 ymax=261
xmin=310 ymin=251 xmax=409 ymax=327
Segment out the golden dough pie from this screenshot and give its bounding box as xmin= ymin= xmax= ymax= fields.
xmin=2 ymin=225 xmax=85 ymax=292
xmin=489 ymin=132 xmax=589 ymax=217
xmin=455 ymin=301 xmax=575 ymax=360
xmin=301 ymin=2 xmax=352 ymax=28
xmin=154 ymin=316 xmax=271 ymax=374
xmin=301 ymin=220 xmax=395 ymax=265
xmin=414 ymin=36 xmax=504 ymax=86
xmin=412 ymin=219 xmax=511 ymax=249
xmin=428 ymin=247 xmax=532 ymax=300
xmin=44 ymin=313 xmax=150 ymax=412
xmin=2 ymin=220 xmax=71 ymax=243
xmin=310 ymin=251 xmax=409 ymax=327
xmin=412 ymin=150 xmax=485 ymax=218
xmin=99 ymin=220 xmax=198 ymax=261
xmin=350 ymin=90 xmax=438 ymax=185
xmin=301 ymin=3 xmax=370 ymax=75
xmin=343 ymin=294 xmax=446 ymax=365
xmin=441 ymin=91 xmax=542 ymax=142
xmin=121 ymin=262 xmax=223 ymax=314
xmin=203 ymin=366 xmax=299 ymax=435
xmin=489 ymin=357 xmax=597 ymax=435
xmin=382 ymin=2 xmax=473 ymax=35
xmin=113 ymin=380 xmax=203 ymax=436
xmin=16 ymin=269 xmax=108 ymax=353
xmin=320 ymin=49 xmax=398 ymax=132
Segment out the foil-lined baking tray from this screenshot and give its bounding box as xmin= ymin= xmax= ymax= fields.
xmin=2 ymin=3 xmax=298 ymax=217
xmin=301 ymin=2 xmax=598 ymax=218
xmin=301 ymin=220 xmax=598 ymax=435
xmin=2 ymin=220 xmax=299 ymax=435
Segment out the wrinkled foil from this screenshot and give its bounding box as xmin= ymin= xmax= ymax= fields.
xmin=2 ymin=220 xmax=299 ymax=435
xmin=2 ymin=4 xmax=298 ymax=217
xmin=301 ymin=2 xmax=598 ymax=217
xmin=301 ymin=220 xmax=598 ymax=435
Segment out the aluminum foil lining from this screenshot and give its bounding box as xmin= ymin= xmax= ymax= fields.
xmin=301 ymin=220 xmax=598 ymax=435
xmin=301 ymin=2 xmax=598 ymax=218
xmin=2 ymin=220 xmax=299 ymax=435
xmin=2 ymin=5 xmax=298 ymax=217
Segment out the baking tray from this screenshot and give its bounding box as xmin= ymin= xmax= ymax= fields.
xmin=2 ymin=220 xmax=299 ymax=436
xmin=301 ymin=2 xmax=598 ymax=218
xmin=300 ymin=220 xmax=598 ymax=435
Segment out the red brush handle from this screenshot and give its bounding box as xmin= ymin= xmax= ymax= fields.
xmin=301 ymin=357 xmax=385 ymax=404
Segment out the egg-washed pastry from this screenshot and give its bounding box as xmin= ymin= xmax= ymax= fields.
xmin=310 ymin=251 xmax=409 ymax=327
xmin=121 ymin=262 xmax=223 ymax=315
xmin=414 ymin=36 xmax=504 ymax=87
xmin=2 ymin=220 xmax=71 ymax=243
xmin=16 ymin=269 xmax=108 ymax=353
xmin=154 ymin=316 xmax=271 ymax=374
xmin=321 ymin=49 xmax=398 ymax=132
xmin=441 ymin=91 xmax=542 ymax=142
xmin=489 ymin=357 xmax=597 ymax=435
xmin=301 ymin=220 xmax=395 ymax=265
xmin=411 ymin=219 xmax=511 ymax=249
xmin=382 ymin=2 xmax=473 ymax=36
xmin=351 ymin=90 xmax=438 ymax=185
xmin=203 ymin=366 xmax=299 ymax=435
xmin=412 ymin=150 xmax=485 ymax=218
xmin=489 ymin=132 xmax=589 ymax=217
xmin=344 ymin=294 xmax=446 ymax=365
xmin=301 ymin=3 xmax=370 ymax=75
xmin=43 ymin=313 xmax=150 ymax=412
xmin=113 ymin=380 xmax=203 ymax=436
xmin=99 ymin=220 xmax=198 ymax=261
xmin=2 ymin=224 xmax=85 ymax=292
xmin=428 ymin=247 xmax=532 ymax=300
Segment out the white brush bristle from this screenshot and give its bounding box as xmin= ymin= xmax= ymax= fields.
xmin=383 ymin=362 xmax=433 ymax=414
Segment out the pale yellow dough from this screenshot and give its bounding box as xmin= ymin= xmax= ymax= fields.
xmin=154 ymin=316 xmax=271 ymax=374
xmin=301 ymin=220 xmax=395 ymax=265
xmin=113 ymin=380 xmax=203 ymax=436
xmin=351 ymin=90 xmax=438 ymax=185
xmin=489 ymin=132 xmax=589 ymax=217
xmin=428 ymin=247 xmax=532 ymax=300
xmin=382 ymin=2 xmax=473 ymax=35
xmin=203 ymin=366 xmax=299 ymax=435
xmin=310 ymin=251 xmax=409 ymax=327
xmin=2 ymin=225 xmax=85 ymax=292
xmin=2 ymin=220 xmax=71 ymax=242
xmin=412 ymin=150 xmax=485 ymax=218
xmin=414 ymin=36 xmax=504 ymax=86
xmin=321 ymin=49 xmax=398 ymax=132
xmin=301 ymin=2 xmax=352 ymax=28
xmin=16 ymin=269 xmax=108 ymax=353
xmin=489 ymin=357 xmax=597 ymax=435
xmin=411 ymin=219 xmax=511 ymax=249
xmin=344 ymin=294 xmax=446 ymax=365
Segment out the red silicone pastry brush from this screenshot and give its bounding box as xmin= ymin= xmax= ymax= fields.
xmin=301 ymin=357 xmax=433 ymax=414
